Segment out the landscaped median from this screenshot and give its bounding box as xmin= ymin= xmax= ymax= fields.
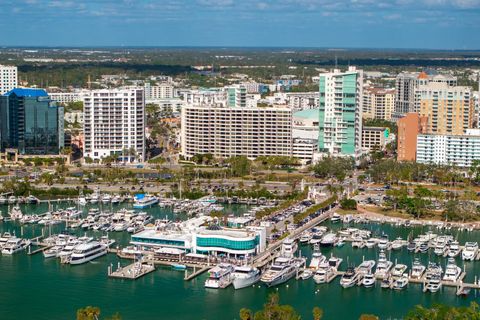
xmin=293 ymin=195 xmax=337 ymax=224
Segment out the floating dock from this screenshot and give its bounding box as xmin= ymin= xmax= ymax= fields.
xmin=108 ymin=261 xmax=156 ymax=280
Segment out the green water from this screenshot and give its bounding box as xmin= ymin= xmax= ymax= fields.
xmin=1 ymin=204 xmax=480 ymax=320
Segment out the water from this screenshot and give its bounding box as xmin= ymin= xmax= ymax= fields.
xmin=0 ymin=205 xmax=479 ymax=320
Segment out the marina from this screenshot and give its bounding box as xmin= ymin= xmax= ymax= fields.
xmin=2 ymin=200 xmax=480 ymax=319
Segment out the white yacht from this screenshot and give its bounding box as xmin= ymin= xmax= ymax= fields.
xmin=377 ymin=237 xmax=390 ymax=250
xmin=443 ymin=258 xmax=462 ymax=282
xmin=365 ymin=238 xmax=377 ymax=249
xmin=391 ymin=264 xmax=408 ymax=278
xmin=133 ymin=195 xmax=159 ymax=209
xmin=462 ymin=242 xmax=478 ymax=261
xmin=280 ymin=238 xmax=297 ymax=258
xmin=43 ymin=245 xmax=64 ymax=258
xmin=0 ymin=232 xmax=13 ymax=248
xmin=101 ymin=194 xmax=112 ymax=204
xmin=351 ymin=237 xmax=366 ymax=249
xmin=411 ymin=259 xmax=426 ymax=279
xmin=313 ymin=262 xmax=334 ymax=284
xmin=0 ymin=195 xmax=6 ymax=204
xmin=356 ymin=260 xmax=376 ymax=275
xmin=393 ymin=274 xmax=409 ymax=290
xmin=362 ymin=273 xmax=376 ymax=288
xmin=232 ymin=265 xmax=261 ymax=289
xmin=425 ymin=274 xmax=442 ymax=293
xmin=374 ymin=250 xmax=393 ymax=278
xmin=308 ymin=244 xmax=326 ymax=270
xmin=2 ymin=237 xmax=31 ymax=255
xmin=340 ymin=267 xmax=359 ymax=288
xmin=320 ymin=233 xmax=337 ymax=247
xmin=261 ymin=257 xmax=298 ymax=287
xmin=9 ymin=206 xmax=23 ymax=220
xmin=8 ymin=196 xmax=16 ymax=204
xmin=434 ymin=242 xmax=448 ymax=256
xmin=447 ymin=241 xmax=461 ymax=258
xmin=391 ymin=237 xmax=405 ymax=250
xmin=111 ymin=195 xmax=121 ymax=204
xmin=328 ymin=256 xmax=343 ymax=270
xmin=299 ymin=269 xmax=314 ymax=280
xmin=330 ymin=213 xmax=341 ymax=223
xmin=299 ymin=232 xmax=312 ymax=244
xmin=69 ymin=242 xmax=107 ymax=265
xmin=205 ymin=263 xmax=235 ymax=289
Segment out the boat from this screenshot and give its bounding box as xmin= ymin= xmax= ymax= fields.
xmin=418 ymin=242 xmax=429 ymax=253
xmin=391 ymin=237 xmax=405 ymax=250
xmin=377 ymin=236 xmax=390 ymax=250
xmin=320 ymin=233 xmax=337 ymax=247
xmin=340 ymin=267 xmax=359 ymax=288
xmin=362 ymin=273 xmax=376 ymax=288
xmin=280 ymin=238 xmax=297 ymax=258
xmin=0 ymin=195 xmax=6 ymax=204
xmin=172 ymin=264 xmax=187 ymax=271
xmin=9 ymin=206 xmax=23 ymax=220
xmin=101 ymin=194 xmax=112 ymax=204
xmin=43 ymin=245 xmax=64 ymax=258
xmin=232 ymin=265 xmax=261 ymax=289
xmin=356 ymin=260 xmax=376 ymax=275
xmin=299 ymin=232 xmax=312 ymax=244
xmin=330 ymin=213 xmax=341 ymax=223
xmin=26 ymin=195 xmax=39 ymax=204
xmin=351 ymin=237 xmax=366 ymax=249
xmin=434 ymin=242 xmax=447 ymax=256
xmin=205 ymin=263 xmax=235 ymax=289
xmin=393 ymin=274 xmax=409 ymax=290
xmin=374 ymin=250 xmax=393 ymax=278
xmin=391 ymin=264 xmax=408 ymax=278
xmin=111 ymin=195 xmax=121 ymax=204
xmin=365 ymin=238 xmax=377 ymax=248
xmin=261 ymin=257 xmax=298 ymax=287
xmin=335 ymin=238 xmax=345 ymax=247
xmin=328 ymin=256 xmax=343 ymax=270
xmin=8 ymin=196 xmax=16 ymax=204
xmin=133 ymin=194 xmax=159 ymax=209
xmin=1 ymin=237 xmax=31 ymax=255
xmin=0 ymin=232 xmax=13 ymax=247
xmin=299 ymin=269 xmax=314 ymax=280
xmin=308 ymin=244 xmax=326 ymax=270
xmin=443 ymin=258 xmax=462 ymax=282
xmin=69 ymin=241 xmax=107 ymax=265
xmin=380 ymin=276 xmax=393 ymax=289
xmin=462 ymin=242 xmax=478 ymax=261
xmin=447 ymin=241 xmax=461 ymax=258
xmin=406 ymin=241 xmax=416 ymax=252
xmin=425 ymin=274 xmax=442 ymax=293
xmin=411 ymin=259 xmax=426 ymax=279
xmin=313 ymin=262 xmax=335 ymax=284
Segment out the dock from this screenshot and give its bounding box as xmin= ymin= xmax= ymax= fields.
xmin=27 ymin=245 xmax=51 ymax=255
xmin=108 ymin=261 xmax=156 ymax=280
xmin=184 ymin=266 xmax=210 ymax=281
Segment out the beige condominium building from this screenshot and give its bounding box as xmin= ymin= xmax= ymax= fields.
xmin=362 ymin=87 xmax=395 ymax=121
xmin=415 ymin=82 xmax=474 ymax=135
xmin=181 ymin=105 xmax=292 ymax=159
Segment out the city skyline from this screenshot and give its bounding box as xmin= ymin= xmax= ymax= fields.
xmin=0 ymin=0 xmax=479 ymax=49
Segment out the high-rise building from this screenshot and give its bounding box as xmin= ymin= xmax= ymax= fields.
xmin=181 ymin=105 xmax=292 ymax=159
xmin=0 ymin=88 xmax=64 ymax=155
xmin=362 ymin=87 xmax=395 ymax=120
xmin=144 ymin=83 xmax=174 ymax=100
xmin=83 ymin=88 xmax=145 ymax=162
xmin=318 ymin=67 xmax=363 ymax=157
xmin=0 ymin=65 xmax=17 ymax=95
xmin=416 ymin=82 xmax=474 ymax=135
xmin=397 ymin=113 xmax=428 ymax=161
xmin=227 ymin=85 xmax=247 ymax=108
xmin=394 ymin=71 xmax=457 ymax=119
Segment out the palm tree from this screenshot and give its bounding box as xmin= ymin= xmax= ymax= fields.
xmin=312 ymin=307 xmax=324 ymax=320
xmin=239 ymin=308 xmax=252 ymax=320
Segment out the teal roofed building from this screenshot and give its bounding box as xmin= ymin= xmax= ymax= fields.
xmin=318 ymin=67 xmax=363 ymax=157
xmin=0 ymin=88 xmax=64 ymax=155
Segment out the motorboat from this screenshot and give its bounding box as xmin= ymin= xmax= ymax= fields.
xmin=0 ymin=195 xmax=6 ymax=204
xmin=425 ymin=274 xmax=442 ymax=293
xmin=411 ymin=259 xmax=426 ymax=279
xmin=434 ymin=243 xmax=447 ymax=256
xmin=101 ymin=194 xmax=112 ymax=204
xmin=309 ymin=232 xmax=323 ymax=245
xmin=8 ymin=196 xmax=16 ymax=204
xmin=380 ymin=276 xmax=393 ymax=289
xmin=418 ymin=242 xmax=429 ymax=253
xmin=299 ymin=269 xmax=314 ymax=280
xmin=356 ymin=260 xmax=376 ymax=275
xmin=330 ymin=213 xmax=341 ymax=223
xmin=447 ymin=241 xmax=461 ymax=258
xmin=1 ymin=237 xmax=31 ymax=255
xmin=406 ymin=241 xmax=416 ymax=252
xmin=351 ymin=238 xmax=366 ymax=249
xmin=443 ymin=258 xmax=462 ymax=282
xmin=362 ymin=273 xmax=376 ymax=288
xmin=393 ymin=274 xmax=409 ymax=290
xmin=111 ymin=195 xmax=121 ymax=204
xmin=340 ymin=267 xmax=359 ymax=288
xmin=43 ymin=245 xmax=64 ymax=258
xmin=308 ymin=244 xmax=326 ymax=270
xmin=261 ymin=257 xmax=298 ymax=287
xmin=374 ymin=250 xmax=393 ymax=278
xmin=391 ymin=264 xmax=407 ymax=278
xmin=391 ymin=237 xmax=405 ymax=250
xmin=313 ymin=262 xmax=335 ymax=284
xmin=320 ymin=233 xmax=337 ymax=247
xmin=462 ymin=242 xmax=478 ymax=261
xmin=9 ymin=206 xmax=23 ymax=220
xmin=280 ymin=238 xmax=297 ymax=258
xmin=26 ymin=195 xmax=39 ymax=204
xmin=205 ymin=263 xmax=235 ymax=289
xmin=377 ymin=237 xmax=390 ymax=250
xmin=133 ymin=194 xmax=159 ymax=209
xmin=365 ymin=238 xmax=377 ymax=249
xmin=335 ymin=238 xmax=345 ymax=247
xmin=299 ymin=232 xmax=312 ymax=244
xmin=69 ymin=241 xmax=108 ymax=265
xmin=328 ymin=256 xmax=343 ymax=270
xmin=232 ymin=265 xmax=261 ymax=289
xmin=0 ymin=232 xmax=12 ymax=248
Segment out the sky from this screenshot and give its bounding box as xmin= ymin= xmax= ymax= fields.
xmin=0 ymin=0 xmax=479 ymax=49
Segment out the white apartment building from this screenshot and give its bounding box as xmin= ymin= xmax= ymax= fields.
xmin=285 ymin=92 xmax=319 ymax=111
xmin=83 ymin=88 xmax=145 ymax=162
xmin=48 ymin=90 xmax=90 ymax=104
xmin=144 ymin=83 xmax=175 ymax=100
xmin=0 ymin=65 xmax=17 ymax=95
xmin=181 ymin=105 xmax=292 ymax=159
xmin=293 ymin=138 xmax=317 ymax=164
xmin=65 ymin=111 xmax=84 ymax=125
xmin=181 ymin=88 xmax=227 ymax=106
xmin=416 ymin=129 xmax=480 ymax=167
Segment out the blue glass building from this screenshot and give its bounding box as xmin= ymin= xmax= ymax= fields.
xmin=0 ymin=88 xmax=64 ymax=155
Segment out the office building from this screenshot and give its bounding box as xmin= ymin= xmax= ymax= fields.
xmin=318 ymin=67 xmax=363 ymax=157
xmin=0 ymin=65 xmax=17 ymax=95
xmin=0 ymin=88 xmax=64 ymax=155
xmin=416 ymin=82 xmax=474 ymax=135
xmin=361 ymin=127 xmax=390 ymax=152
xmin=394 ymin=71 xmax=457 ymax=119
xmin=397 ymin=113 xmax=428 ymax=161
xmin=362 ymin=87 xmax=395 ymax=120
xmin=181 ymin=105 xmax=292 ymax=159
xmin=417 ymin=129 xmax=480 ymax=167
xmin=83 ymin=88 xmax=145 ymax=162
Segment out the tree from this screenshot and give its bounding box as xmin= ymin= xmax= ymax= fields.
xmin=252 ymin=293 xmax=301 ymax=320
xmin=359 ymin=315 xmax=378 ymax=320
xmin=239 ymin=308 xmax=253 ymax=320
xmin=227 ymin=156 xmax=251 ymax=177
xmin=340 ymin=198 xmax=357 ymax=210
xmin=76 ymin=306 xmax=100 ymax=320
xmin=312 ymin=307 xmax=324 ymax=320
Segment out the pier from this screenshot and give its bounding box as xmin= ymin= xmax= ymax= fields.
xmin=184 ymin=266 xmax=210 ymax=281
xmin=108 ymin=261 xmax=156 ymax=280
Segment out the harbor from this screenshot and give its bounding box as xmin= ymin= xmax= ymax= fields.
xmin=2 ymin=200 xmax=480 ymax=319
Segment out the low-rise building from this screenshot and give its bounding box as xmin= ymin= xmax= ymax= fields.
xmin=362 ymin=127 xmax=390 ymax=152
xmin=293 ymin=138 xmax=317 ymax=164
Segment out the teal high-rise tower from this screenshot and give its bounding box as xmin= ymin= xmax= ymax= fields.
xmin=318 ymin=67 xmax=363 ymax=157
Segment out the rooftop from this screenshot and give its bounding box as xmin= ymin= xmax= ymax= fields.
xmin=293 ymin=108 xmax=319 ymax=120
xmin=5 ymin=88 xmax=49 ymax=98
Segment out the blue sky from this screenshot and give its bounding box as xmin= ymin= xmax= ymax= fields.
xmin=0 ymin=0 xmax=479 ymax=49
